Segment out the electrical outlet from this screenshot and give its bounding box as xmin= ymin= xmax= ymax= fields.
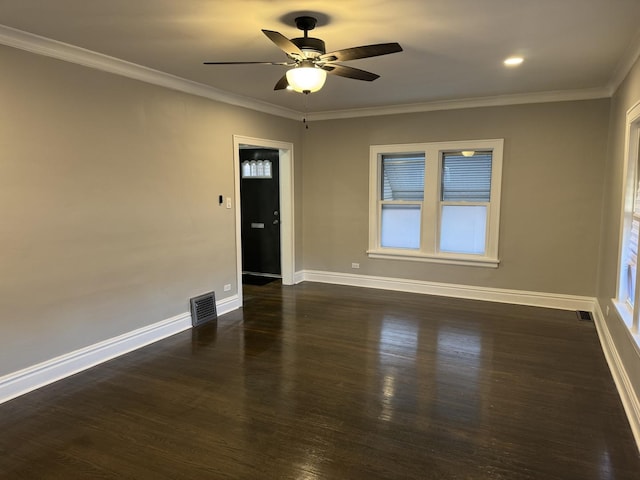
xmin=351 ymin=263 xmax=360 ymax=269
xmin=223 ymin=284 xmax=231 ymax=292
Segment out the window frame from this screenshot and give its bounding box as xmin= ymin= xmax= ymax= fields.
xmin=615 ymin=101 xmax=640 ymax=334
xmin=379 ymin=152 xmax=426 ymax=250
xmin=368 ymin=139 xmax=504 ymax=268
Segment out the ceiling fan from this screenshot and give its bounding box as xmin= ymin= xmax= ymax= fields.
xmin=203 ymin=16 xmax=403 ymax=94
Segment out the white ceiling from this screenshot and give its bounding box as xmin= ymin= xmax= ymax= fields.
xmin=1 ymin=0 xmax=640 ymax=116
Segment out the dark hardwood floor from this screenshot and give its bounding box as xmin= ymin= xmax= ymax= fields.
xmin=1 ymin=281 xmax=639 ymax=479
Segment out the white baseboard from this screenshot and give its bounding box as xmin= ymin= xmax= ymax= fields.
xmin=300 ymin=270 xmax=596 ymax=311
xmin=0 ymin=294 xmax=240 ymax=405
xmin=593 ymin=301 xmax=640 ymax=452
xmin=216 ymin=294 xmax=241 ymax=316
xmin=294 ymin=270 xmax=305 ymax=284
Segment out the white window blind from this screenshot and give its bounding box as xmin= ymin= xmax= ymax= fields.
xmin=382 ymin=154 xmax=425 ymax=201
xmin=441 ymin=152 xmax=492 ymax=202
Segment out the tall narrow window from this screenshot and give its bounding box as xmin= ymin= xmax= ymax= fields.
xmin=616 ymin=102 xmax=640 ymax=334
xmin=624 ymin=179 xmax=640 ymax=307
xmin=439 ymin=151 xmax=492 ymax=255
xmin=380 ymin=154 xmax=425 ymax=249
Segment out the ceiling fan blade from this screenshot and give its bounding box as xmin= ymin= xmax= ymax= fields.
xmin=319 ymin=42 xmax=403 ymax=62
xmin=203 ymin=61 xmax=289 ymax=65
xmin=274 ymin=74 xmax=289 ymax=91
xmin=262 ymin=30 xmax=305 ymax=59
xmin=322 ymin=64 xmax=380 ymax=82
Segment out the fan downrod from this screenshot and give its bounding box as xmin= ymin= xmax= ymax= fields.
xmin=291 ymin=16 xmax=325 ymax=55
xmin=295 ymin=16 xmax=318 ymax=35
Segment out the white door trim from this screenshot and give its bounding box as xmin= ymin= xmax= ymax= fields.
xmin=233 ymin=135 xmax=295 ymax=304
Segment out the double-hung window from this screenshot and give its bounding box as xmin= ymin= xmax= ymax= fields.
xmin=616 ymin=101 xmax=640 ymax=335
xmin=368 ymin=139 xmax=503 ymax=267
xmin=380 ymin=153 xmax=425 ymax=249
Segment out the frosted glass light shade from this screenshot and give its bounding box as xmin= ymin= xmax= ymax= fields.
xmin=286 ymin=65 xmax=327 ymax=93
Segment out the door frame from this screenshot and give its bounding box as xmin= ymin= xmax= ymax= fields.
xmin=233 ymin=135 xmax=295 ymax=304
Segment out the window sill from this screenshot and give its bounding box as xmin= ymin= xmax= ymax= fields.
xmin=611 ymin=300 xmax=640 ymax=353
xmin=367 ymin=249 xmax=500 ymax=268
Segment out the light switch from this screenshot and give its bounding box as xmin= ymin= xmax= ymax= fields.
xmin=226 ymin=197 xmax=232 ymax=209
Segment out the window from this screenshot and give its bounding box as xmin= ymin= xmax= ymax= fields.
xmin=380 ymin=154 xmax=425 ymax=249
xmin=241 ymin=160 xmax=272 ymax=178
xmin=368 ymin=139 xmax=503 ymax=267
xmin=616 ymin=102 xmax=640 ymax=334
xmin=440 ymin=151 xmax=492 ymax=255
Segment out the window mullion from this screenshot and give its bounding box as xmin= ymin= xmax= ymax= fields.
xmin=422 ymin=147 xmax=439 ymax=254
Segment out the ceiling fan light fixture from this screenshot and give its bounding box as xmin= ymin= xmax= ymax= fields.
xmin=203 ymin=16 xmax=402 ymax=93
xmin=286 ymin=61 xmax=327 ymax=93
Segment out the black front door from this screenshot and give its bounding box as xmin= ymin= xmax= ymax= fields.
xmin=240 ymin=148 xmax=281 ymax=276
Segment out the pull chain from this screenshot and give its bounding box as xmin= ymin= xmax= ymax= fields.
xmin=302 ymin=92 xmax=310 ymax=129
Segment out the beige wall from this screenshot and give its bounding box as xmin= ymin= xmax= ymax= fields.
xmin=598 ymin=57 xmax=640 ymax=301
xmin=302 ymin=100 xmax=610 ymax=296
xmin=0 ymin=45 xmax=302 ymax=376
xmin=596 ymin=54 xmax=640 ymax=409
xmin=0 ymin=38 xmax=627 ymax=391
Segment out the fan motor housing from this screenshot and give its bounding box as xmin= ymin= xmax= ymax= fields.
xmin=292 ymin=37 xmax=326 ymax=57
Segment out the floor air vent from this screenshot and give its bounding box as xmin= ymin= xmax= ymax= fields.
xmin=576 ymin=310 xmax=593 ymax=322
xmin=190 ymin=292 xmax=217 ymax=327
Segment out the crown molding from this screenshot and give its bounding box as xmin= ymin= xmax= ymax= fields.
xmin=0 ymin=24 xmax=301 ymax=121
xmin=307 ymin=87 xmax=611 ymax=121
xmin=0 ymin=24 xmax=615 ymax=123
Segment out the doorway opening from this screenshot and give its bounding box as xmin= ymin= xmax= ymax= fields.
xmin=240 ymin=147 xmax=281 ymax=282
xmin=233 ymin=136 xmax=295 ymax=305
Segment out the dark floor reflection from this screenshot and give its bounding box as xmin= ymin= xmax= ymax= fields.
xmin=2 ymin=282 xmax=639 ymax=479
xmin=377 ymin=316 xmax=419 ymax=422
xmin=435 ymin=326 xmax=483 ymax=426
xmin=191 ymin=321 xmax=218 ymax=353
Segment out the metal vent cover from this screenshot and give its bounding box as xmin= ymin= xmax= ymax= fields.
xmin=576 ymin=310 xmax=593 ymax=322
xmin=190 ymin=291 xmax=217 ymax=327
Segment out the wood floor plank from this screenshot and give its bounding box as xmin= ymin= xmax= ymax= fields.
xmin=1 ymin=281 xmax=639 ymax=479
